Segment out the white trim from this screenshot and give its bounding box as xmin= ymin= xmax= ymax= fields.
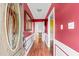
xmin=55 ymin=39 xmax=79 ymax=56
xmin=25 ymin=33 xmax=35 ymax=40
xmin=53 ymin=7 xmax=56 ymax=56
xmin=48 ymin=7 xmax=55 ymax=55
xmin=24 ymin=39 xmax=34 ymax=55
xmin=48 ymin=14 xmax=50 ymax=48
xmin=24 ymin=33 xmax=35 ymax=55
xmin=55 ymin=45 xmax=68 ymax=56
xmin=44 ymin=33 xmax=48 ymax=47
xmin=24 ymin=41 xmax=33 ymax=56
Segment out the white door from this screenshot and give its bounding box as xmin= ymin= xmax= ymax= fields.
xmin=35 ymin=22 xmax=45 ymax=41
xmin=35 ymin=22 xmax=45 ymax=33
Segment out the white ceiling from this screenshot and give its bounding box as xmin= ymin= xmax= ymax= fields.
xmin=27 ymin=3 xmax=51 ymax=19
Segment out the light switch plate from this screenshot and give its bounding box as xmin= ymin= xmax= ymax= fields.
xmin=60 ymin=24 xmax=63 ymax=30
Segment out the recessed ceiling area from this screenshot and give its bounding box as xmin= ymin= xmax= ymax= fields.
xmin=27 ymin=3 xmax=51 ymax=19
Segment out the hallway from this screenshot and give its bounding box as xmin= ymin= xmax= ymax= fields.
xmin=1 ymin=3 xmax=79 ymax=56
xmin=23 ymin=3 xmax=54 ymax=56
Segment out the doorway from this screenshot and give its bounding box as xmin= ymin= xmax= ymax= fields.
xmin=35 ymin=22 xmax=45 ymax=42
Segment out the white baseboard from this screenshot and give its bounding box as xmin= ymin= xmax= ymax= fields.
xmin=24 ymin=34 xmax=34 ymax=56
xmin=55 ymin=39 xmax=79 ymax=56
xmin=24 ymin=41 xmax=33 ymax=55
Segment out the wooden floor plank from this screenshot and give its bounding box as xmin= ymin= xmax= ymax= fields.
xmin=26 ymin=35 xmax=51 ymax=56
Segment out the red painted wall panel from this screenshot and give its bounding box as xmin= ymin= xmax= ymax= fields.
xmin=23 ymin=4 xmax=34 ymax=38
xmin=23 ymin=4 xmax=34 ymax=18
xmin=55 ymin=3 xmax=79 ymax=52
xmin=45 ymin=3 xmax=54 ymax=19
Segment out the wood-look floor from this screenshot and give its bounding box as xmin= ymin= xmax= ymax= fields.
xmin=27 ymin=35 xmax=51 ymax=56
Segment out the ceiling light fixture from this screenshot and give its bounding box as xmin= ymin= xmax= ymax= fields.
xmin=37 ymin=9 xmax=42 ymax=12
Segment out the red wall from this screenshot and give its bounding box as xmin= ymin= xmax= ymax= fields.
xmin=45 ymin=3 xmax=54 ymax=19
xmin=55 ymin=3 xmax=79 ymax=52
xmin=23 ymin=4 xmax=34 ymax=38
xmin=23 ymin=4 xmax=34 ymax=18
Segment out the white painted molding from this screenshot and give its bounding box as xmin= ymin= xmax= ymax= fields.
xmin=55 ymin=39 xmax=79 ymax=56
xmin=44 ymin=33 xmax=48 ymax=47
xmin=24 ymin=33 xmax=35 ymax=55
xmin=25 ymin=33 xmax=35 ymax=41
xmin=55 ymin=45 xmax=68 ymax=56
xmin=24 ymin=40 xmax=34 ymax=55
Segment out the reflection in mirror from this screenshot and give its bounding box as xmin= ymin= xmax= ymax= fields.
xmin=6 ymin=4 xmax=19 ymax=50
